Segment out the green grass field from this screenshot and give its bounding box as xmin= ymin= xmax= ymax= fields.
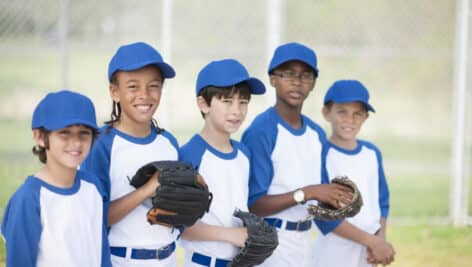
xmin=0 ymin=120 xmax=471 ymax=266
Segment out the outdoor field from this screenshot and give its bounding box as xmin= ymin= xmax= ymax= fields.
xmin=1 ymin=0 xmax=471 ymax=266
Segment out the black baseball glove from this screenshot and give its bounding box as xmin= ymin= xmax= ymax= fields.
xmin=129 ymin=160 xmax=213 ymax=228
xmin=307 ymin=176 xmax=363 ymax=221
xmin=228 ymin=209 xmax=278 ymax=267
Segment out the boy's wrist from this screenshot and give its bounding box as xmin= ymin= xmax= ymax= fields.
xmin=224 ymin=227 xmax=247 ymax=247
xmin=362 ymin=233 xmax=377 ymax=248
xmin=301 ymin=185 xmax=315 ymax=201
xmin=293 ymin=188 xmax=306 ymax=204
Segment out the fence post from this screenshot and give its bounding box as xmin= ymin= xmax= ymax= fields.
xmin=450 ymin=0 xmax=470 ymax=227
xmin=159 ymin=0 xmax=173 ymax=130
xmin=266 ymin=0 xmax=283 ymax=106
xmin=59 ymin=0 xmax=69 ymax=89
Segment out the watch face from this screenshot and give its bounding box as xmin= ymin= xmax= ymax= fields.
xmin=294 ymin=189 xmax=304 ymax=202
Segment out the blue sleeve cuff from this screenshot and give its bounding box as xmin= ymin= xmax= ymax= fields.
xmin=248 ymin=192 xmax=267 ymax=208
xmin=313 ymin=218 xmax=342 ymax=235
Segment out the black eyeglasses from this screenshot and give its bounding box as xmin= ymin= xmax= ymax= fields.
xmin=271 ymin=70 xmax=316 ymax=84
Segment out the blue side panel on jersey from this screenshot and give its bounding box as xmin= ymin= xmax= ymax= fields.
xmin=361 ymin=141 xmax=390 ymax=218
xmin=320 ymin=142 xmax=330 ymax=184
xmin=161 ymin=130 xmax=180 ymax=152
xmin=314 ymin=219 xmax=342 ymax=235
xmin=371 ymin=143 xmax=390 ymax=218
xmin=179 ymin=134 xmax=206 ymax=170
xmin=241 ymin=108 xmax=278 ymax=207
xmin=237 ymin=142 xmax=251 ymax=161
xmin=303 ymin=115 xmax=328 ymax=144
xmin=317 ymin=142 xmax=342 ymax=235
xmin=81 ymin=125 xmax=115 ymax=199
xmin=1 ymin=178 xmax=42 ymax=267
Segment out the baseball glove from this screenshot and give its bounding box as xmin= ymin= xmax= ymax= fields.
xmin=228 ymin=209 xmax=278 ymax=267
xmin=129 ymin=160 xmax=213 ymax=228
xmin=307 ymin=176 xmax=363 ymax=221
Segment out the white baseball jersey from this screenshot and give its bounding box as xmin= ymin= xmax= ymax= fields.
xmin=313 ymin=140 xmax=390 ymax=267
xmin=178 ymin=134 xmax=250 ymax=266
xmin=241 ymin=107 xmax=339 ymax=267
xmin=1 ymin=171 xmax=111 ymax=267
xmin=81 ymin=126 xmax=179 ymax=267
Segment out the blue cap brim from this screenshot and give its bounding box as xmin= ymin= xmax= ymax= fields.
xmin=330 ymin=98 xmax=375 ymax=112
xmin=43 ymin=119 xmax=99 ymax=131
xmin=269 ymin=58 xmax=318 ymax=74
xmin=117 ymin=61 xmax=175 ymax=79
xmin=197 ymin=76 xmax=266 ymax=95
xmin=246 ymin=77 xmax=266 ymax=95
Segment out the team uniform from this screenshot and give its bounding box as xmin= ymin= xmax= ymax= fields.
xmin=241 ymin=107 xmax=338 ymax=267
xmin=1 ymin=170 xmax=111 ymax=267
xmin=81 ymin=126 xmax=179 ymax=267
xmin=312 ymin=140 xmax=390 ymax=267
xmin=179 ymin=134 xmax=251 ymax=267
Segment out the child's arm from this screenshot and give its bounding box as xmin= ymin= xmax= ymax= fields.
xmin=1 ymin=190 xmax=41 ymax=267
xmin=366 ymin=217 xmax=391 ymax=264
xmin=377 ymin=217 xmax=388 ymax=238
xmin=244 ymin=127 xmax=352 ymax=217
xmin=333 ymin=220 xmax=395 ymax=265
xmin=108 ymin=173 xmax=159 ymax=225
xmin=181 ymin=222 xmax=248 ymax=247
xmin=250 ymin=183 xmax=353 ymax=217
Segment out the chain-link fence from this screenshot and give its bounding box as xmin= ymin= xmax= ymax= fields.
xmin=0 ymin=0 xmax=470 ymax=223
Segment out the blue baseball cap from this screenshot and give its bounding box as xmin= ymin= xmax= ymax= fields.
xmin=32 ymin=90 xmax=99 ymax=131
xmin=324 ymin=80 xmax=375 ymax=112
xmin=196 ymin=58 xmax=266 ymax=96
xmin=268 ymin=42 xmax=319 ymax=75
xmin=108 ymin=42 xmax=175 ymax=81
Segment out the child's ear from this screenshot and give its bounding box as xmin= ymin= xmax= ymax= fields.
xmin=196 ymin=96 xmax=210 ymax=114
xmin=109 ymin=83 xmax=120 ymax=103
xmin=33 ymin=129 xmax=46 ymax=147
xmin=322 ymin=106 xmax=331 ymax=121
xmin=269 ymin=75 xmax=277 ymax=87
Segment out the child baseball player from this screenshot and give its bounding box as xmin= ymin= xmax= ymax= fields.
xmin=1 ymin=90 xmax=111 ymax=267
xmin=241 ymin=42 xmax=353 ymax=267
xmin=312 ymin=79 xmax=395 ymax=266
xmin=178 ymin=58 xmax=266 ymax=266
xmin=80 ymin=42 xmax=179 ymax=267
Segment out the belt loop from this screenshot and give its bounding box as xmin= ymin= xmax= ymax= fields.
xmin=126 ymin=246 xmax=132 ymax=259
xmin=280 ymin=219 xmax=287 ymax=230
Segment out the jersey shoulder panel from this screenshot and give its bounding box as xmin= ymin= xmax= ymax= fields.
xmin=160 ymin=129 xmax=179 ymax=151
xmin=303 ymin=115 xmax=327 ymax=142
xmin=179 ymin=134 xmax=207 ymax=169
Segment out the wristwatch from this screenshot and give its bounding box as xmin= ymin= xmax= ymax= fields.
xmin=293 ymin=188 xmax=306 ymax=204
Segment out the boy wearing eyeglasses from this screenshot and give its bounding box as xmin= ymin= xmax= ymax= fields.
xmin=241 ymin=42 xmax=352 ymax=266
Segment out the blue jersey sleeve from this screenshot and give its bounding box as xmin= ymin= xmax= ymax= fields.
xmin=320 ymin=142 xmax=330 ymax=184
xmin=304 ymin=115 xmax=328 ymax=145
xmin=241 ymin=126 xmax=276 ymax=207
xmin=314 ymin=142 xmax=343 ymax=234
xmin=376 ymin=148 xmax=390 ymax=218
xmin=179 ymin=135 xmax=205 ymax=170
xmin=81 ymin=136 xmax=112 ymax=200
xmin=1 ymin=182 xmax=42 ymax=267
xmin=161 ymin=130 xmax=179 ymax=153
xmin=313 ymin=219 xmax=342 ymax=235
